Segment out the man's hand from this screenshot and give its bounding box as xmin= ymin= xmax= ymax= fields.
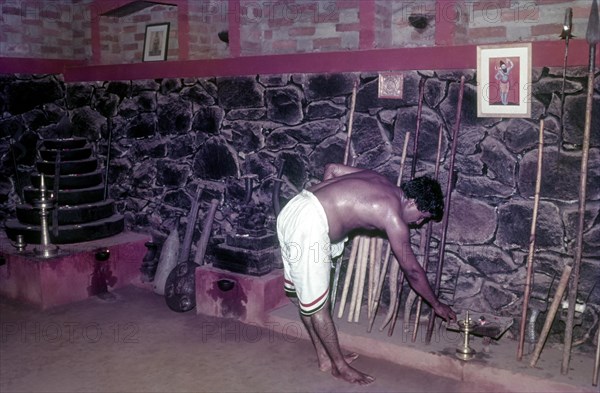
xmin=433 ymin=302 xmax=456 ymax=323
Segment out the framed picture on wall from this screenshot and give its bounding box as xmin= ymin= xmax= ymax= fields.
xmin=143 ymin=23 xmax=170 ymax=62
xmin=477 ymin=43 xmax=532 ymax=118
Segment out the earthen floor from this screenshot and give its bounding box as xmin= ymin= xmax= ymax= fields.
xmin=0 ymin=285 xmax=597 ymax=393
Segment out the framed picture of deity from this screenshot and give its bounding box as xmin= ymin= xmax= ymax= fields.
xmin=143 ymin=23 xmax=170 ymax=62
xmin=477 ymin=43 xmax=532 ymax=118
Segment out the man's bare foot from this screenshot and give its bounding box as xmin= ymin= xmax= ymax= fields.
xmin=331 ymin=364 xmax=375 ymax=385
xmin=318 ymin=352 xmax=359 ymax=372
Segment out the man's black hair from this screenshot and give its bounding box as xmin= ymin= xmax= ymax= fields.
xmin=400 ymin=176 xmax=444 ymax=221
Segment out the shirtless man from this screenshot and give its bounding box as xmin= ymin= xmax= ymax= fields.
xmin=276 ymin=163 xmax=456 ymax=385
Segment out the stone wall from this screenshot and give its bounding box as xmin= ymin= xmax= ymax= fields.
xmin=0 ymin=68 xmax=598 ymax=345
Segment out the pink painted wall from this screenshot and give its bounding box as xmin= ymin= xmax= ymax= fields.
xmin=0 ymin=0 xmax=597 ymax=80
xmin=99 ymin=3 xmax=179 ymax=64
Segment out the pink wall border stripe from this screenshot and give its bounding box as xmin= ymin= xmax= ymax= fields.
xmin=49 ymin=39 xmax=593 ymax=82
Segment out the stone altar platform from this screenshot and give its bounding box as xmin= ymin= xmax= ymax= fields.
xmin=0 ymin=231 xmax=150 ymax=309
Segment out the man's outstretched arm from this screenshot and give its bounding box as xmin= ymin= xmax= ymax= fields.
xmin=390 ymin=228 xmax=456 ymax=322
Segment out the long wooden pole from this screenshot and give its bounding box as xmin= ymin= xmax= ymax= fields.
xmin=558 ymin=7 xmax=573 ymax=153
xmin=353 ymin=237 xmax=371 ymax=322
xmin=370 ymin=238 xmax=383 ymax=318
xmin=348 ymin=236 xmax=367 ymax=322
xmin=517 ymin=119 xmax=545 ymax=361
xmin=367 ymin=243 xmax=391 ymax=332
xmin=179 ymin=185 xmax=204 ymax=264
xmin=367 ymin=239 xmax=377 ymax=319
xmin=388 ymin=78 xmax=427 ymax=337
xmin=410 ymin=78 xmax=426 ymax=178
xmin=343 ymin=82 xmax=358 ymax=165
xmin=337 ymin=239 xmax=359 ymax=318
xmin=377 ymin=134 xmax=411 ymax=331
xmin=562 ymin=0 xmax=598 ymax=374
xmin=332 ymin=81 xmax=358 ymax=312
xmin=193 ymin=199 xmax=220 ymax=266
xmin=412 ymin=124 xmax=444 ymax=342
xmin=529 ymin=265 xmax=572 ymax=368
xmin=367 ymin=132 xmax=411 ymax=332
xmin=425 ymin=76 xmax=465 ymax=344
xmin=593 ymin=323 xmax=599 ymax=386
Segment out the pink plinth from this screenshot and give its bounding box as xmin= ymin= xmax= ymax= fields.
xmin=195 ymin=265 xmax=289 ymax=325
xmin=0 ymin=232 xmax=151 ymax=309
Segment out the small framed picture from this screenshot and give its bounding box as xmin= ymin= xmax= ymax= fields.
xmin=477 ymin=43 xmax=532 ymax=118
xmin=143 ymin=23 xmax=170 ymax=62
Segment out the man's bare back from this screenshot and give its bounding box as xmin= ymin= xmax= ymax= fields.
xmin=309 ymin=164 xmax=455 ymax=323
xmin=308 ymin=166 xmax=408 ymax=242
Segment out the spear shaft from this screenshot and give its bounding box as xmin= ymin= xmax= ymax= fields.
xmin=561 ymin=0 xmax=598 ymax=375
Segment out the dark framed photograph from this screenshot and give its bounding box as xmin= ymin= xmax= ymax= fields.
xmin=143 ymin=23 xmax=170 ymax=62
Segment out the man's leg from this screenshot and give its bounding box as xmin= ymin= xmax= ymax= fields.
xmin=300 ymin=301 xmax=374 ymax=385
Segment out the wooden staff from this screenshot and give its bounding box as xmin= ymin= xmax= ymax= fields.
xmin=557 ymin=7 xmax=573 ymax=153
xmin=529 ymin=264 xmax=572 ymax=368
xmin=517 ymin=119 xmax=545 ymax=361
xmin=376 ymin=134 xmax=411 ymax=331
xmin=593 ymin=323 xmax=599 ymax=386
xmin=403 ymin=230 xmax=428 ymax=335
xmin=425 ymin=76 xmax=465 ymax=344
xmin=333 ymin=81 xmax=358 ymax=312
xmin=179 ymin=185 xmax=204 ymax=263
xmin=337 ymin=239 xmax=359 ymax=318
xmin=343 ymin=82 xmax=358 ymax=165
xmin=368 ymin=242 xmax=391 ymax=332
xmin=382 ymin=262 xmax=399 ymax=333
xmin=412 ymin=124 xmax=444 ymax=342
xmin=193 ymin=199 xmax=220 ymax=266
xmin=562 ymin=0 xmax=598 ymax=374
xmin=368 ymin=133 xmax=410 ymax=323
xmin=369 ymin=238 xmax=383 ymax=318
xmin=410 ymin=78 xmax=426 ymax=178
xmin=390 ymin=78 xmax=427 ymax=337
xmin=367 ymin=239 xmax=376 ymax=319
xmin=348 ymin=236 xmax=367 ymax=322
xmin=353 ymin=236 xmax=371 ymax=322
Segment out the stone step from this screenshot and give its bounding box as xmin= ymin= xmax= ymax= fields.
xmin=4 ymin=214 xmax=125 ymax=244
xmin=16 ymin=199 xmax=117 ymax=225
xmin=36 ymin=157 xmax=98 ymax=175
xmin=39 ymin=145 xmax=93 ymax=161
xmin=30 ymin=170 xmax=103 ymax=190
xmin=23 ymin=183 xmax=105 ymax=205
xmin=42 ymin=137 xmax=88 ymax=150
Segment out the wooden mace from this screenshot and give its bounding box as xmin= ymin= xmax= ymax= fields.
xmin=529 ymin=264 xmax=572 ymax=368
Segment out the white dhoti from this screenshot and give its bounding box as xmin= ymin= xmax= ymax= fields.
xmin=276 ymin=190 xmax=346 ymax=316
